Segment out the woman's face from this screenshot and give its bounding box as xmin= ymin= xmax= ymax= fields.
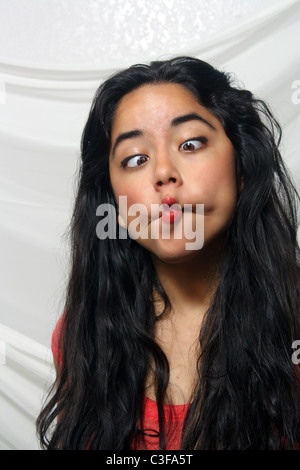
xmin=109 ymin=83 xmax=237 ymax=263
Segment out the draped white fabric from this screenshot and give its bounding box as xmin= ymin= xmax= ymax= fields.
xmin=0 ymin=0 xmax=299 ymax=450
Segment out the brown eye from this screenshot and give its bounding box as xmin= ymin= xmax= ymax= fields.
xmin=122 ymin=154 xmax=149 ymax=168
xmin=179 ymin=138 xmax=207 ymax=152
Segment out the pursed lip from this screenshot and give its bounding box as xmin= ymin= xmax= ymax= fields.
xmin=146 ymin=197 xmax=199 ymax=226
xmin=161 ymin=196 xmax=182 ymax=224
xmin=161 ymin=196 xmax=179 ymax=207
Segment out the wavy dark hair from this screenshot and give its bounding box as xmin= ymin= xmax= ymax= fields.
xmin=36 ymin=56 xmax=300 ymax=449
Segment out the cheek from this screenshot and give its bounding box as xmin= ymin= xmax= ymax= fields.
xmin=189 ymin=156 xmax=236 ymax=209
xmin=115 ymin=185 xmax=138 ymax=206
xmin=110 ymin=169 xmax=136 ymax=204
xmin=110 ymin=176 xmax=147 ymax=226
xmin=208 ymin=169 xmax=237 ymax=223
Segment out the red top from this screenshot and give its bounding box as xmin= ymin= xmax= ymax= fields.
xmin=136 ymin=396 xmax=188 ymax=450
xmin=51 ymin=316 xmax=187 ymax=450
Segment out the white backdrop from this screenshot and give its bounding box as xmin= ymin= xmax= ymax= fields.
xmin=0 ymin=0 xmax=300 ymax=450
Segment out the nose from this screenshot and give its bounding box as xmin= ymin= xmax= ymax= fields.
xmin=153 ymin=151 xmax=183 ymax=190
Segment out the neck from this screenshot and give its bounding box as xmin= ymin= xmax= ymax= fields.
xmin=152 ymin=241 xmax=223 ymax=322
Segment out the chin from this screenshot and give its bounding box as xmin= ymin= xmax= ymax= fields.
xmin=147 ymin=240 xmax=204 ymax=265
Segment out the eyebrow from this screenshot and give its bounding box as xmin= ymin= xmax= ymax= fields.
xmin=112 ymin=129 xmax=143 ymax=156
xmin=111 ymin=113 xmax=216 ymax=156
xmin=170 ymin=113 xmax=217 ymax=131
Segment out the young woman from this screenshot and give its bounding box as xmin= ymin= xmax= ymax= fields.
xmin=36 ymin=56 xmax=300 ymax=450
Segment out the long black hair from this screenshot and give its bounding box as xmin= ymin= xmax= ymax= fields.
xmin=36 ymin=56 xmax=300 ymax=449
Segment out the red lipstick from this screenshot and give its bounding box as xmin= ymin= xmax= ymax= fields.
xmin=162 ymin=197 xmax=178 ymax=206
xmin=161 ymin=197 xmax=182 ymax=224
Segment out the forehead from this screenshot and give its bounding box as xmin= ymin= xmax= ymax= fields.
xmin=110 ymin=83 xmax=219 ymax=134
